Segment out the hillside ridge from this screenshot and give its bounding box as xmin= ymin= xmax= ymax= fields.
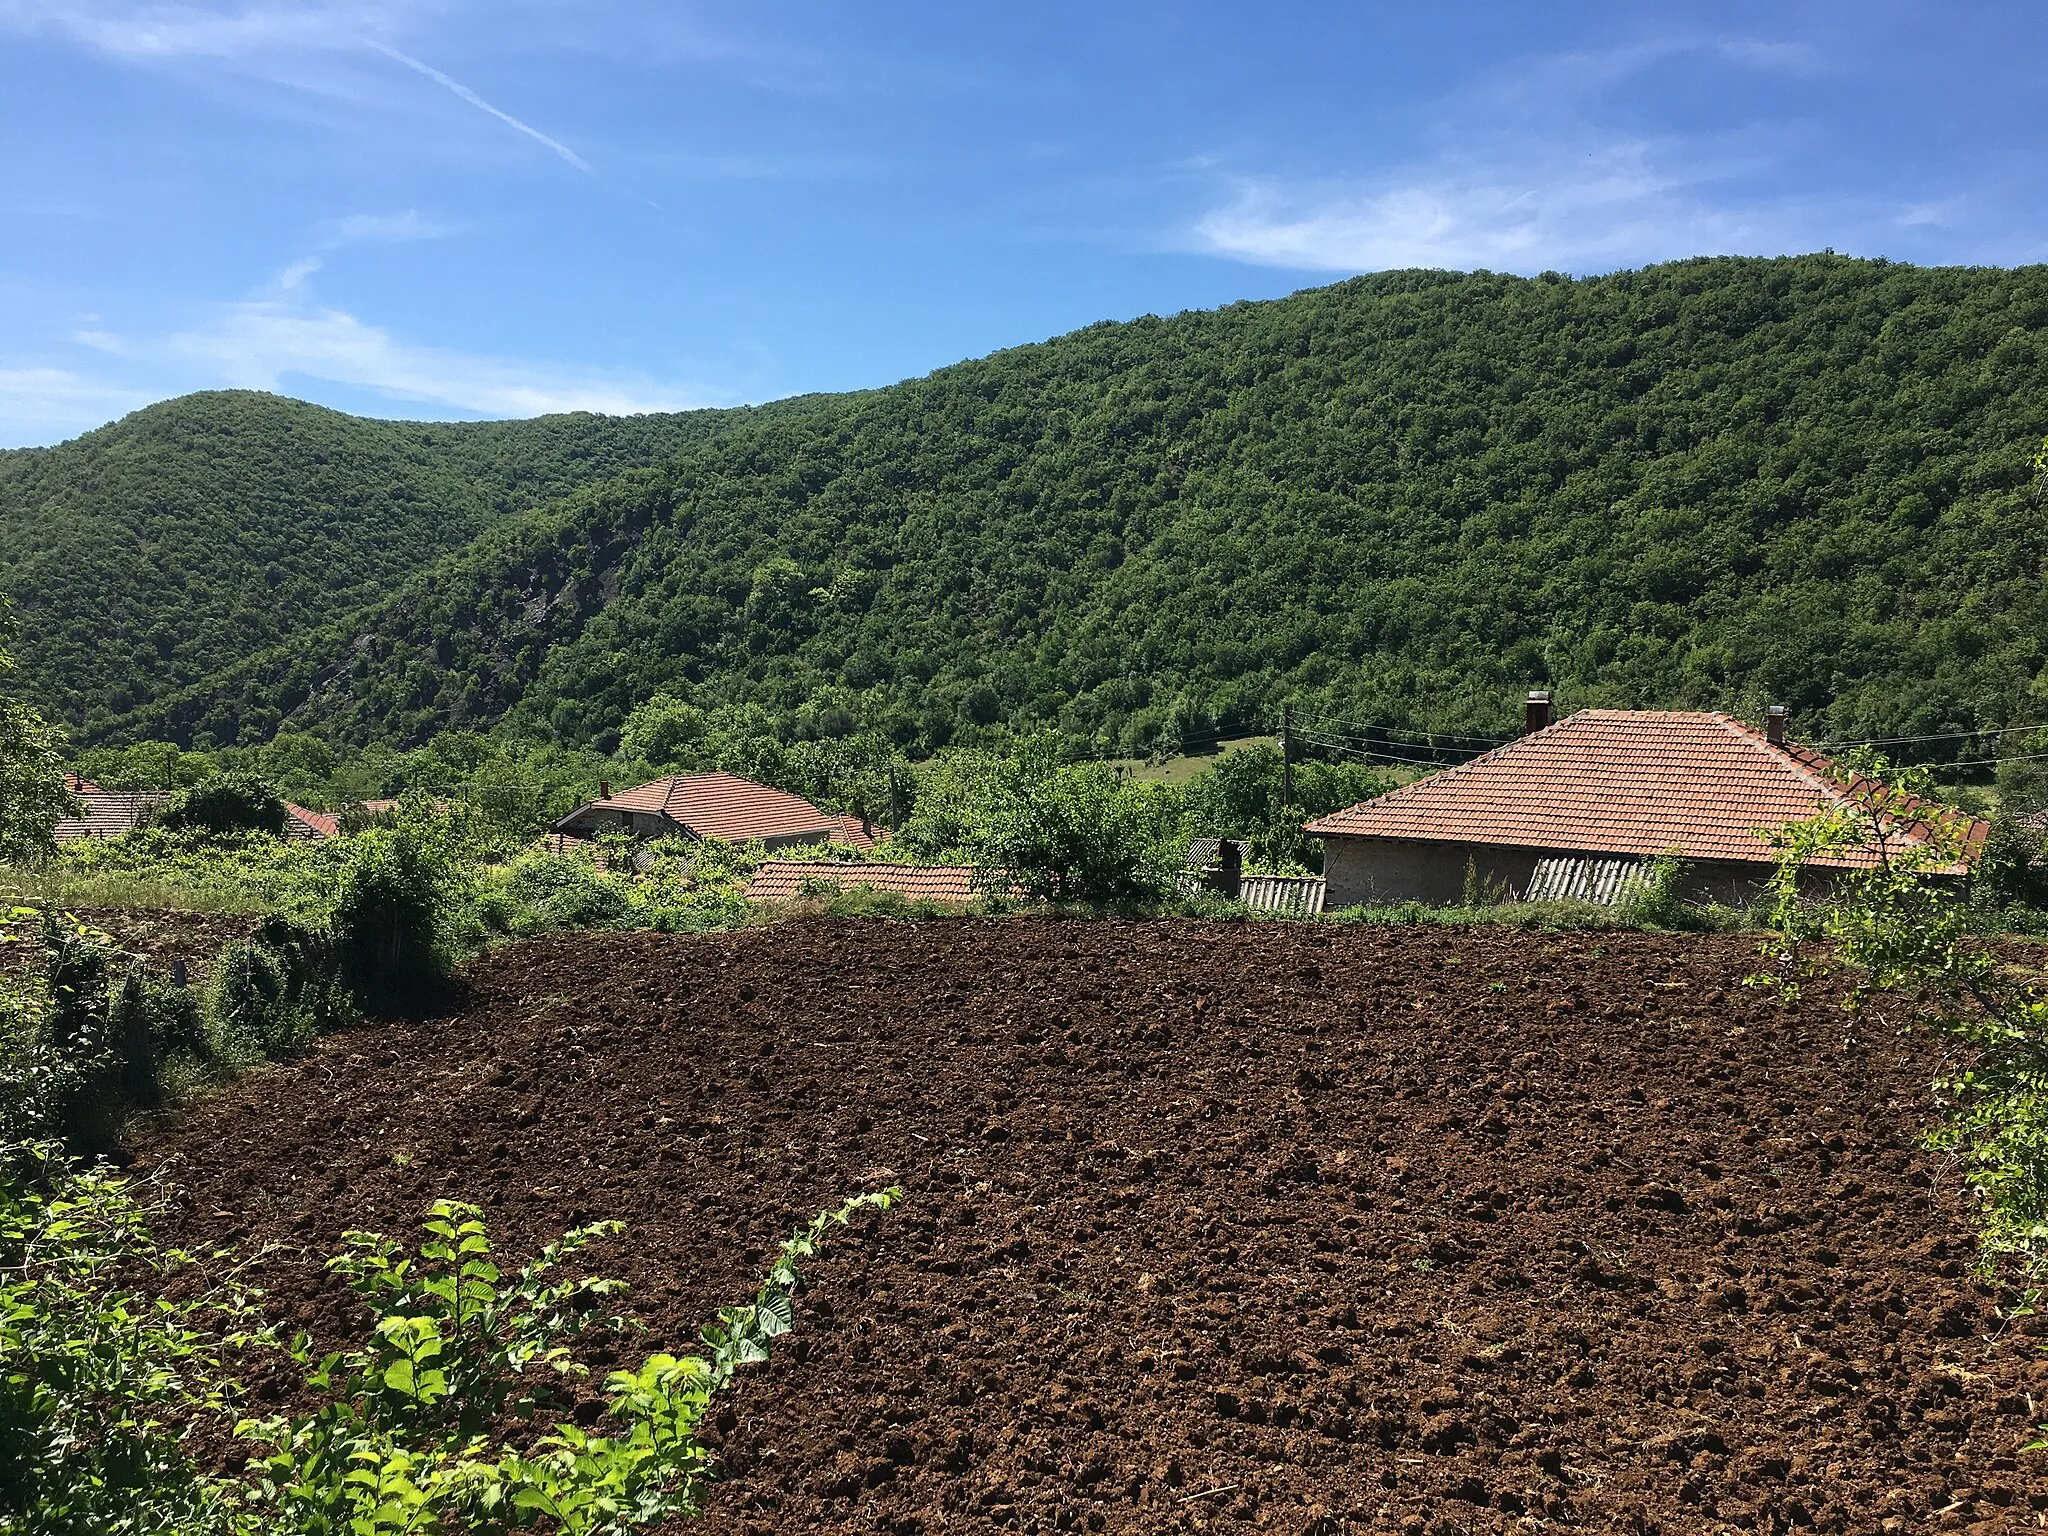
xmin=36 ymin=255 xmax=2048 ymax=759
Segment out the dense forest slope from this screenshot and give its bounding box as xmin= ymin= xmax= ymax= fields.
xmin=82 ymin=256 xmax=2048 ymax=757
xmin=0 ymin=391 xmax=752 ymax=732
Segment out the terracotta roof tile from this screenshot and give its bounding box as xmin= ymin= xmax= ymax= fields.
xmin=283 ymin=804 xmax=340 ymax=840
xmin=557 ymin=773 xmax=851 ymax=845
xmin=745 ymin=861 xmax=983 ymax=903
xmin=54 ymin=790 xmax=169 ymax=842
xmin=1304 ymin=709 xmax=1986 ymax=871
xmin=827 ymin=812 xmax=882 ymax=850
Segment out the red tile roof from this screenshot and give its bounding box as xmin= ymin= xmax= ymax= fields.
xmin=54 ymin=790 xmax=170 ymax=842
xmin=64 ymin=772 xmax=101 ymax=795
xmin=557 ymin=773 xmax=852 ymax=845
xmin=283 ymin=803 xmax=340 ymax=840
xmin=745 ymin=860 xmax=984 ymax=903
xmin=826 ymin=812 xmax=881 ymax=850
xmin=1304 ymin=709 xmax=1987 ymax=871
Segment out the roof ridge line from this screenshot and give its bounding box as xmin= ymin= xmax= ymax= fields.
xmin=1711 ymin=714 xmax=1855 ymax=807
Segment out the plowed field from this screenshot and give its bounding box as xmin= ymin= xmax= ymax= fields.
xmin=137 ymin=919 xmax=2048 ymax=1534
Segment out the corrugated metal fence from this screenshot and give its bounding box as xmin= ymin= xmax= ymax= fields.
xmin=1522 ymin=856 xmax=1647 ymax=905
xmin=1238 ymin=874 xmax=1327 ymax=916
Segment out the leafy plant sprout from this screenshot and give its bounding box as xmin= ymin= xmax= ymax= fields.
xmin=243 ymin=1187 xmax=903 ymax=1535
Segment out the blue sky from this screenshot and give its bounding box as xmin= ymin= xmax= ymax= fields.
xmin=2 ymin=0 xmax=2044 ymax=446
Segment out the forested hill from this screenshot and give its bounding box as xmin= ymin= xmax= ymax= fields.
xmin=91 ymin=256 xmax=2048 ymax=759
xmin=0 ymin=391 xmax=755 ymax=733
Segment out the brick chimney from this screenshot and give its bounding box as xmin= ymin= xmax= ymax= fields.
xmin=1765 ymin=705 xmax=1787 ymax=746
xmin=599 ymin=780 xmax=612 ymax=799
xmin=1524 ymin=689 xmax=1553 ymax=735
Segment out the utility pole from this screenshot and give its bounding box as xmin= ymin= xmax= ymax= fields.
xmin=1280 ymin=703 xmax=1294 ymax=810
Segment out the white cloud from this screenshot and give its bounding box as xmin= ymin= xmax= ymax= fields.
xmin=1195 ymin=145 xmax=1786 ymax=274
xmin=1187 ymin=39 xmax=1878 ymax=275
xmin=4 ymin=3 xmax=591 ymax=172
xmin=0 ymin=368 xmax=153 ymax=437
xmin=167 ymin=296 xmax=705 ymax=417
xmin=0 ymin=0 xmax=376 ymax=60
xmin=332 ymin=209 xmax=459 ymax=242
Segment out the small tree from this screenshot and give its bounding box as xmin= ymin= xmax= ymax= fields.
xmin=0 ymin=598 xmax=77 ymax=865
xmin=156 ymin=772 xmax=288 ymax=837
xmin=906 ymin=737 xmax=1189 ymax=905
xmin=1752 ymin=750 xmax=2048 ymax=1272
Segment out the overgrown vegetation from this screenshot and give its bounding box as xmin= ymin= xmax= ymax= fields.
xmin=0 ymin=1144 xmax=900 ymax=1535
xmin=1753 ymin=751 xmax=2048 ymax=1273
xmin=0 ymin=1142 xmax=261 ymax=1534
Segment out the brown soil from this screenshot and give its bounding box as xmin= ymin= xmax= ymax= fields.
xmin=136 ymin=919 xmax=2048 ymax=1535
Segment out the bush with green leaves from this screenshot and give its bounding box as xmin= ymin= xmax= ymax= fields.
xmin=1180 ymin=745 xmax=1394 ymax=873
xmin=156 ymin=774 xmax=288 ymax=838
xmin=325 ymin=796 xmax=478 ymax=1004
xmin=243 ymin=1189 xmax=901 ymax=1535
xmin=629 ymin=837 xmax=762 ymax=934
xmin=0 ymin=1142 xmax=902 ymax=1536
xmin=1753 ymin=750 xmax=2048 ymax=1273
xmin=204 ymin=918 xmax=355 ymax=1063
xmin=0 ymin=1142 xmax=261 ymax=1536
xmin=898 ymin=737 xmax=1190 ymax=905
xmin=0 ymin=914 xmax=216 ymax=1151
xmin=484 ymin=850 xmax=634 ymax=936
xmin=1613 ymin=853 xmax=1721 ymax=931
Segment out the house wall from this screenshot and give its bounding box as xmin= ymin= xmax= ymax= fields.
xmin=1319 ymin=836 xmax=1802 ymax=910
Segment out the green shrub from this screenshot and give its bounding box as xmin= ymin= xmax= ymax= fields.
xmin=1754 ymin=749 xmax=2048 ymax=1274
xmin=1 ymin=915 xmax=212 ymax=1152
xmin=203 ymin=918 xmax=354 ymax=1062
xmin=156 ymin=773 xmax=288 ymax=838
xmin=899 ymin=737 xmax=1190 ymax=906
xmin=245 ymin=1189 xmax=902 ymax=1534
xmin=326 ymin=800 xmax=473 ymax=1003
xmin=0 ymin=1142 xmax=261 ymax=1535
xmin=1614 ymin=853 xmax=1719 ymax=931
xmin=494 ymin=849 xmax=633 ymax=934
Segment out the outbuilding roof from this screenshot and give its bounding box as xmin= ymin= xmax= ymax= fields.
xmin=283 ymin=804 xmax=340 ymax=840
xmin=557 ymin=772 xmax=848 ymax=845
xmin=1304 ymin=709 xmax=1987 ymax=870
xmin=54 ymin=790 xmax=169 ymax=843
xmin=745 ymin=860 xmax=984 ymax=903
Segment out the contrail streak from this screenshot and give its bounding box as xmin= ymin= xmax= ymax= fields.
xmin=367 ymin=40 xmax=591 ymax=172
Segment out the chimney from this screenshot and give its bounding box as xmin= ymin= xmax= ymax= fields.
xmin=1524 ymin=689 xmax=1553 ymax=735
xmin=1765 ymin=705 xmax=1787 ymax=746
xmin=599 ymin=779 xmax=612 ymax=799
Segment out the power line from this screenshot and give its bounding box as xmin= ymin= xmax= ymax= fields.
xmin=1291 ymin=731 xmax=1475 ymax=770
xmin=1292 ymin=723 xmax=1507 ymax=759
xmin=1936 ymin=749 xmax=2048 ymax=771
xmin=1291 ymin=711 xmax=1513 ymax=749
xmin=1811 ymin=722 xmax=2048 ymax=750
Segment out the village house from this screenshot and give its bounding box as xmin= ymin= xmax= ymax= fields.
xmin=552 ymin=772 xmax=878 ymax=853
xmin=1305 ymin=694 xmax=1987 ymax=908
xmin=54 ymin=777 xmax=338 ymax=843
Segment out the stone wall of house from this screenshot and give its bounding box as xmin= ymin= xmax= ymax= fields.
xmin=1319 ymin=836 xmax=1799 ymax=910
